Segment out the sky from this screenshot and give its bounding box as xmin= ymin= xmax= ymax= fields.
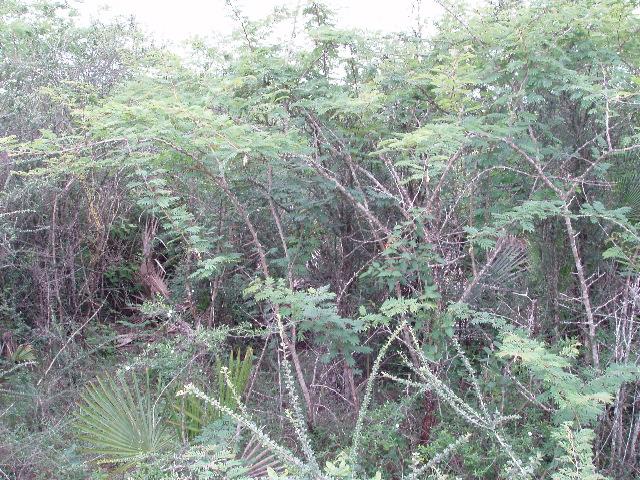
xmin=72 ymin=0 xmax=448 ymax=46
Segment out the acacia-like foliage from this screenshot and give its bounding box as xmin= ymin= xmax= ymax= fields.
xmin=2 ymin=0 xmax=640 ymax=478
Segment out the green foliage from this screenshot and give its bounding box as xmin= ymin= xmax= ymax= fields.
xmin=4 ymin=0 xmax=640 ymax=478
xmin=173 ymin=445 xmax=249 ymax=479
xmin=0 ymin=0 xmax=144 ymax=139
xmin=245 ymin=278 xmax=370 ymax=366
xmin=360 ymin=226 xmax=441 ymax=292
xmin=190 ymin=254 xmax=243 ymax=281
xmin=617 ymin=174 xmax=640 ymax=224
xmin=8 ymin=343 xmax=35 ymax=363
xmin=551 ymin=424 xmax=608 ymax=480
xmin=355 ymin=398 xmax=414 ymax=472
xmin=216 ymin=348 xmax=253 ymax=412
xmin=498 ymin=332 xmax=639 ymax=424
xmin=172 ymin=347 xmax=253 ymax=441
xmin=74 ymin=372 xmax=176 ymax=466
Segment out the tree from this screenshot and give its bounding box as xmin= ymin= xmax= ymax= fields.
xmin=2 ymin=0 xmax=640 ymax=478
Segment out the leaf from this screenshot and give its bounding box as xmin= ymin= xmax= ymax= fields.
xmin=74 ymin=372 xmax=175 ymax=466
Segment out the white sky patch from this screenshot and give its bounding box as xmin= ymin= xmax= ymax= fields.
xmin=71 ymin=0 xmax=448 ymax=46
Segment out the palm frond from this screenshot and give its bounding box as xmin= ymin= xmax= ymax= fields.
xmin=74 ymin=372 xmax=175 ymax=466
xmin=10 ymin=343 xmax=35 ymax=363
xmin=463 ymin=235 xmax=528 ymax=303
xmin=171 ymin=347 xmax=254 ymax=441
xmin=240 ymin=433 xmax=284 ymax=478
xmin=616 ymin=172 xmax=640 ymax=223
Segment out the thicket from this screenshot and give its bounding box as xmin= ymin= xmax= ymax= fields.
xmin=1 ymin=0 xmax=640 ymax=478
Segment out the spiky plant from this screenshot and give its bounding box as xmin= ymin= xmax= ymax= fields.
xmin=74 ymin=372 xmax=176 ymax=466
xmin=216 ymin=347 xmax=253 ymax=412
xmin=9 ymin=343 xmax=35 ymax=363
xmin=172 ymin=347 xmax=254 ymax=441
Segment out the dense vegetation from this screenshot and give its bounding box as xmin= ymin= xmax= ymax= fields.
xmin=2 ymin=0 xmax=640 ymax=478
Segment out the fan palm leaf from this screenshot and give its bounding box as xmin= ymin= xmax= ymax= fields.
xmin=74 ymin=372 xmax=176 ymax=466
